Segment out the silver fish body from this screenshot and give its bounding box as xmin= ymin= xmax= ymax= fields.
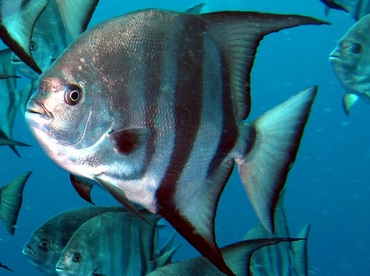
xmin=55 ymin=211 xmax=163 ymax=276
xmin=25 ymin=9 xmax=323 ymax=275
xmin=330 ymin=13 xmax=370 ymax=114
xmin=23 ymin=206 xmax=126 ymax=274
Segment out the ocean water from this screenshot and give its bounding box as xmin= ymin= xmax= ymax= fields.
xmin=0 ymin=0 xmax=368 ymax=275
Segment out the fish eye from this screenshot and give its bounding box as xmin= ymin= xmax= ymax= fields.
xmin=38 ymin=239 xmax=50 ymax=250
xmin=30 ymin=41 xmax=36 ymax=51
xmin=351 ymin=43 xmax=362 ymax=54
xmin=64 ymin=85 xmax=82 ymax=105
xmin=72 ymin=253 xmax=81 ymax=263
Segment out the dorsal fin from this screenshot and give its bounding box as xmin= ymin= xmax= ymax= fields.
xmin=202 ymin=12 xmax=328 ymax=120
xmin=0 ymin=0 xmax=47 ymax=74
xmin=56 ymin=0 xmax=99 ymax=39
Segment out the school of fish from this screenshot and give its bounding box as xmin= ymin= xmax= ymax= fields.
xmin=0 ymin=0 xmax=365 ymax=275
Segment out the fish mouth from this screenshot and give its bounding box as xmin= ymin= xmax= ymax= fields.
xmin=22 ymin=244 xmax=34 ymax=256
xmin=26 ymin=99 xmax=53 ymax=119
xmin=329 ymin=50 xmax=342 ymax=60
xmin=55 ymin=263 xmax=68 ymax=273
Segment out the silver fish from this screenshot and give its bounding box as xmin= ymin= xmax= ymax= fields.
xmin=55 ymin=211 xmax=168 ymax=276
xmin=147 ymin=238 xmax=299 ymax=276
xmin=23 ymin=206 xmax=126 ymax=275
xmin=0 ymin=171 xmax=32 ymax=235
xmin=330 ymin=13 xmax=370 ymax=114
xmin=25 ymin=9 xmax=325 ymax=275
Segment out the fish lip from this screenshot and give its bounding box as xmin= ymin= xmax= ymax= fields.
xmin=26 ymin=99 xmax=53 ymax=119
xmin=22 ymin=244 xmax=34 ymax=256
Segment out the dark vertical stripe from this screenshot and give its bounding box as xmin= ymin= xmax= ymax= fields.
xmin=206 ymin=58 xmax=239 ymax=178
xmin=156 ymin=16 xmax=204 ymax=209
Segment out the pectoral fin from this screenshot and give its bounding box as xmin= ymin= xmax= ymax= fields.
xmin=110 ymin=128 xmax=151 ymax=155
xmin=343 ymin=92 xmax=359 ymax=115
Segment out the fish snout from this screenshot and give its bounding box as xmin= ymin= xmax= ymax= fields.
xmin=329 ymin=48 xmax=342 ymax=60
xmin=22 ymin=243 xmax=34 ymax=256
xmin=26 ymin=99 xmax=53 ymax=119
xmin=55 ymin=260 xmax=68 ymax=274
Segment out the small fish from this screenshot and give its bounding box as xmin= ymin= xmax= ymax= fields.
xmin=329 ymin=13 xmax=370 ymax=114
xmin=23 ymin=206 xmax=126 ymax=274
xmin=0 ymin=171 xmax=32 ymax=235
xmin=147 ymin=238 xmax=300 ymax=276
xmin=55 ymin=211 xmax=170 ymax=276
xmin=25 ymin=9 xmax=326 ymax=275
xmin=244 ymin=190 xmax=310 ymax=276
xmin=0 ymin=48 xmax=30 ymax=157
xmin=0 ymin=262 xmax=14 ymax=272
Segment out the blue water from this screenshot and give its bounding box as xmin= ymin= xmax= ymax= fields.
xmin=1 ymin=0 xmax=368 ymax=275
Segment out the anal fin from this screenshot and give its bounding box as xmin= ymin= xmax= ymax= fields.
xmin=156 ymin=160 xmax=235 ymax=275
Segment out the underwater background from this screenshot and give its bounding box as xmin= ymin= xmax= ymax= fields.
xmin=0 ymin=0 xmax=368 ymax=275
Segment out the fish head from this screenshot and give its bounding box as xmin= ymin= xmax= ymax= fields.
xmin=22 ymin=229 xmax=59 ymax=273
xmin=56 ymin=246 xmax=94 ymax=276
xmin=25 ymin=48 xmax=113 ymax=175
xmin=330 ymin=14 xmax=370 ymax=93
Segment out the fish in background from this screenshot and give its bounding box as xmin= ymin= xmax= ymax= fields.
xmin=330 ymin=13 xmax=370 ymax=114
xmin=23 ymin=206 xmax=127 ymax=275
xmin=0 ymin=0 xmax=99 ymax=79
xmin=0 ymin=171 xmax=32 ymax=235
xmin=0 ymin=48 xmax=31 ymax=157
xmin=244 ymin=190 xmax=310 ymax=276
xmin=0 ymin=262 xmax=14 ymax=272
xmin=55 ymin=211 xmax=176 ymax=276
xmin=320 ymin=0 xmax=370 ymax=20
xmin=147 ymin=237 xmax=301 ymax=276
xmin=25 ymin=8 xmax=326 ymax=275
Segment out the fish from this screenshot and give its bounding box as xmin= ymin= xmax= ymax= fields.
xmin=0 ymin=171 xmax=32 ymax=235
xmin=0 ymin=0 xmax=99 ymax=79
xmin=0 ymin=48 xmax=31 ymax=157
xmin=0 ymin=262 xmax=15 ymax=272
xmin=147 ymin=238 xmax=300 ymax=276
xmin=55 ymin=211 xmax=172 ymax=276
xmin=329 ymin=13 xmax=370 ymax=114
xmin=320 ymin=0 xmax=370 ymax=20
xmin=25 ymin=9 xmax=326 ymax=275
xmin=23 ymin=205 xmax=127 ymax=274
xmin=244 ymin=189 xmax=310 ymax=276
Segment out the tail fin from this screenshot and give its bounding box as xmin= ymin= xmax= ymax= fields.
xmin=292 ymin=224 xmax=311 ymax=276
xmin=237 ymin=86 xmax=317 ymax=233
xmin=0 ymin=171 xmax=32 ymax=234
